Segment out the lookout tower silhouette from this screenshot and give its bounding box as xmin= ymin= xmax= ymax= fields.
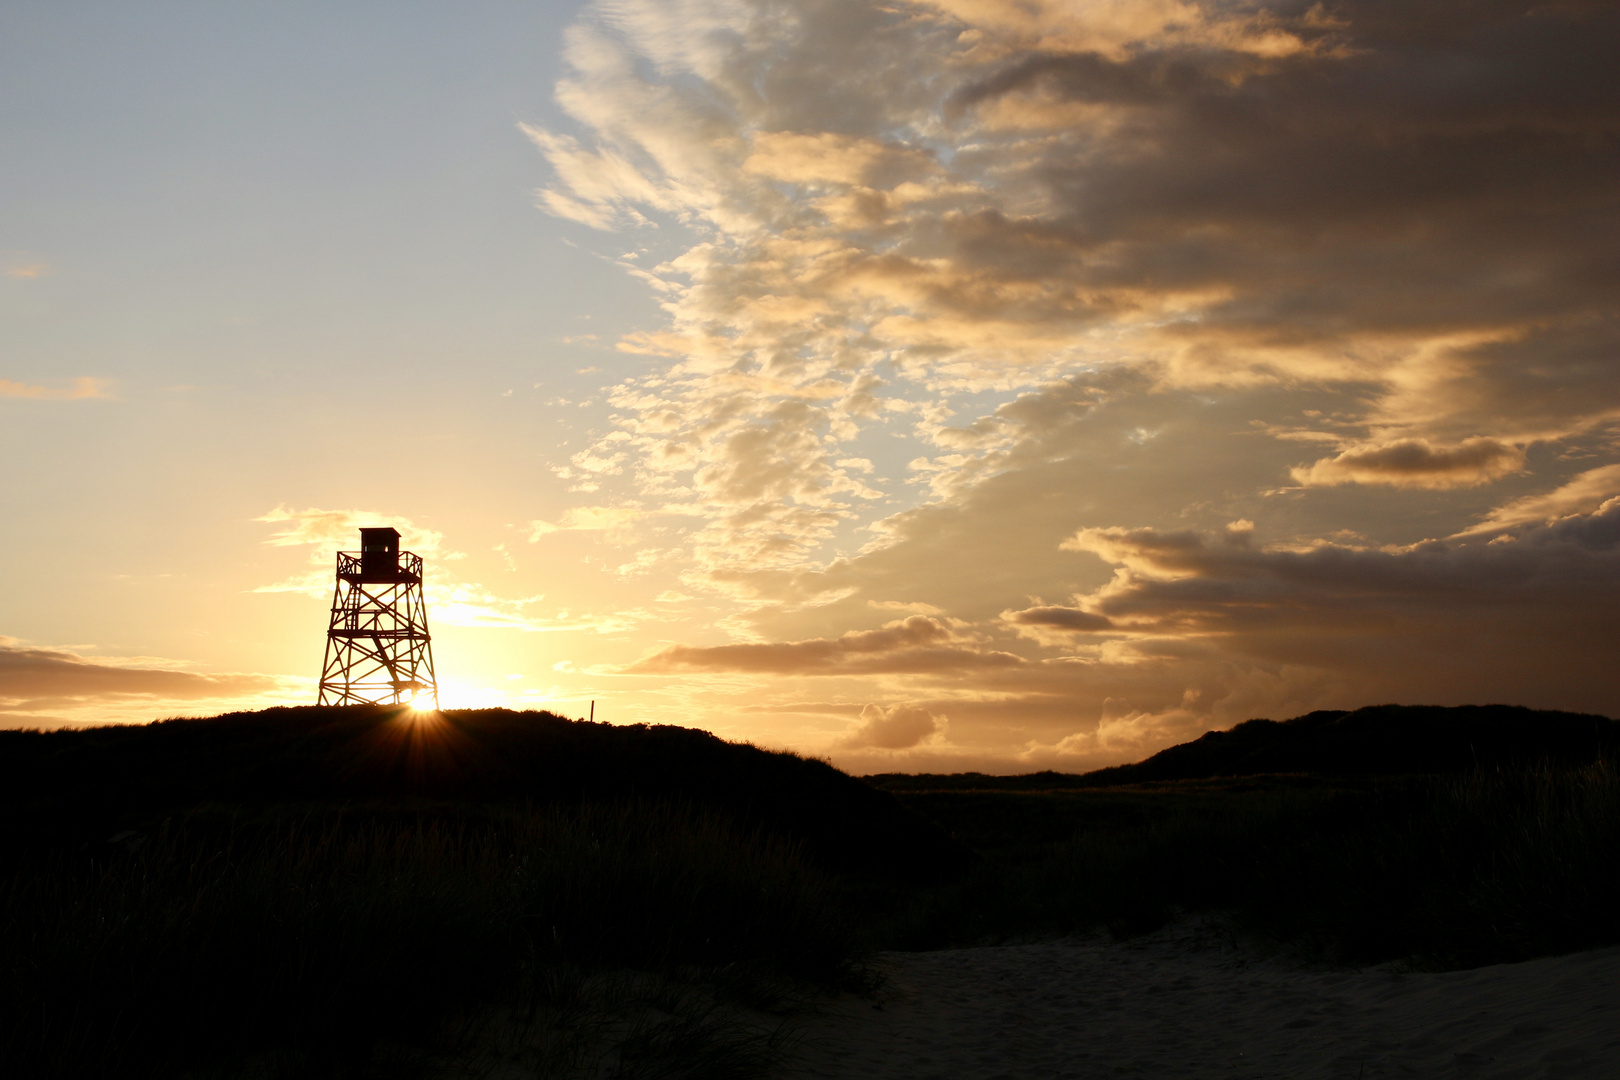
xmin=318 ymin=527 xmax=438 ymax=706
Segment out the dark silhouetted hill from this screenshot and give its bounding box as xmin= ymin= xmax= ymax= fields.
xmin=0 ymin=705 xmax=966 ymax=880
xmin=867 ymin=704 xmax=1620 ymax=791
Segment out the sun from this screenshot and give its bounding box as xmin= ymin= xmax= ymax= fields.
xmin=406 ymin=691 xmax=438 ymax=712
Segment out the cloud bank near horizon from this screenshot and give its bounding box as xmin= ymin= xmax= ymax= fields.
xmin=0 ymin=638 xmax=302 ymax=729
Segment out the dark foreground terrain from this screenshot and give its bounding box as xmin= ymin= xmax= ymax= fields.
xmin=3 ymin=703 xmax=1618 ymax=1079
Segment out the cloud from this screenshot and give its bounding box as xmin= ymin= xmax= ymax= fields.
xmin=526 ymin=0 xmax=1620 ymax=594
xmin=811 ymin=497 xmax=1619 ymax=769
xmin=1291 ymin=438 xmax=1525 ymax=489
xmin=253 ymin=506 xmax=453 ymax=596
xmin=527 ymin=506 xmax=644 ymax=541
xmin=1050 ymin=502 xmax=1620 ymax=697
xmin=255 ymin=505 xmax=446 ymax=555
xmin=869 ymin=600 xmax=945 ymax=615
xmin=513 ymin=0 xmax=1620 ymax=767
xmin=251 ymin=506 xmax=641 ymax=635
xmin=917 ymin=0 xmax=1330 ymax=60
xmin=0 ymin=639 xmax=297 ymax=727
xmin=430 ymin=584 xmax=649 ymax=635
xmin=839 ymin=702 xmax=946 ymax=749
xmin=625 ymin=615 xmax=1024 ymax=675
xmin=0 ymin=377 xmax=108 ymax=400
xmin=743 ymin=131 xmax=936 ymax=187
xmin=1002 ymin=604 xmax=1114 ymax=641
xmin=1460 ymin=464 xmax=1620 ymax=535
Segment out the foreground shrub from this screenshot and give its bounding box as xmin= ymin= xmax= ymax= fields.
xmin=889 ymin=762 xmax=1620 ymax=966
xmin=0 ymin=802 xmax=859 ymax=1079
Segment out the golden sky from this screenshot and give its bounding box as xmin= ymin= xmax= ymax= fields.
xmin=4 ymin=0 xmax=1618 ymax=772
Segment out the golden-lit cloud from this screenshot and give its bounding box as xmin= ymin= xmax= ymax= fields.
xmin=743 ymin=131 xmax=936 ymax=187
xmin=1459 ymin=465 xmax=1620 ymax=536
xmin=838 ymin=701 xmax=947 ymax=750
xmin=252 ymin=507 xmax=641 ymax=635
xmin=626 ymin=616 xmax=1024 ymax=676
xmin=1291 ymin=438 xmax=1526 ymax=490
xmin=0 ymin=377 xmax=108 ymax=400
xmin=527 ymin=506 xmax=644 ymax=541
xmin=0 ymin=638 xmax=300 ymax=728
xmin=915 ymin=0 xmax=1332 ymax=60
xmin=255 ymin=505 xmax=448 ymax=555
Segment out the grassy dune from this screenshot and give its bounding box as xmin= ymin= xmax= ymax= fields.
xmin=1 ymin=705 xmax=928 ymax=1079
xmin=4 ymin=802 xmax=855 ymax=1079
xmin=3 ymin=704 xmax=1619 ymax=1077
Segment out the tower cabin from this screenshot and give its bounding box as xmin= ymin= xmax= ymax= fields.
xmin=354 ymin=527 xmax=415 ymax=583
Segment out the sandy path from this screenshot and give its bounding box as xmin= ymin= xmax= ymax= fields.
xmin=783 ymin=925 xmax=1620 ymax=1079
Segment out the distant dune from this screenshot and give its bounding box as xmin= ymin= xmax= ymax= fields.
xmin=867 ymin=703 xmax=1620 ymax=791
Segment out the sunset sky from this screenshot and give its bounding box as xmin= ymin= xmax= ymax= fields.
xmin=4 ymin=0 xmax=1617 ymax=772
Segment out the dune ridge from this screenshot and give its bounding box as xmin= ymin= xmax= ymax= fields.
xmin=0 ymin=704 xmax=963 ymax=880
xmin=868 ymin=703 xmax=1620 ymax=791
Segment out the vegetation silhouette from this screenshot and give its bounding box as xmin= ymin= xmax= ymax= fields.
xmin=4 ymin=801 xmax=852 ymax=1079
xmin=4 ymin=702 xmax=1619 ymax=1078
xmin=0 ymin=704 xmax=967 ymax=880
xmin=875 ymin=765 xmax=1620 ymax=965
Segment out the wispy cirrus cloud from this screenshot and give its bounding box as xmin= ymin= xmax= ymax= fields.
xmin=1 ymin=377 xmax=108 ymax=400
xmin=255 ymin=505 xmax=450 ymax=557
xmin=527 ymin=505 xmax=645 ymax=542
xmin=253 ymin=506 xmax=650 ymax=636
xmin=1458 ymin=465 xmax=1620 ymax=536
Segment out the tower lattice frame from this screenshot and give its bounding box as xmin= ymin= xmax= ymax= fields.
xmin=318 ymin=532 xmax=438 ymax=707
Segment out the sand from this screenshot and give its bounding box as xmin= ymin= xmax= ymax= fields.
xmin=782 ymin=923 xmax=1620 ymax=1079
